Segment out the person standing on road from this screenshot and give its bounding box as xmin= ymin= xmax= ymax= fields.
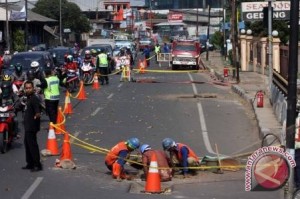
xmin=154 ymin=43 xmax=161 ymax=64
xmin=142 ymin=45 xmax=151 ymax=67
xmin=162 ymin=138 xmax=199 ymax=178
xmin=139 ymin=144 xmax=172 ymax=181
xmin=40 ymin=68 xmax=60 ymax=124
xmin=21 ymin=81 xmax=42 ymax=172
xmin=96 ymin=49 xmax=109 ymax=85
xmin=163 ymin=43 xmax=170 ymax=53
xmin=105 ymin=137 xmax=140 ymax=181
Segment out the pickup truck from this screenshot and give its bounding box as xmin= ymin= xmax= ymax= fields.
xmin=171 ymin=40 xmax=201 ymax=70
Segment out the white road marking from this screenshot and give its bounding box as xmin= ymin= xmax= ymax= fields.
xmin=107 ymin=93 xmax=114 ymax=99
xmin=188 ymin=73 xmax=215 ymax=154
xmin=91 ymin=107 xmax=102 ymax=116
xmin=21 ymin=177 xmax=43 ymax=199
xmin=70 ymin=131 xmax=80 ymax=143
xmin=118 ymin=83 xmax=123 ymax=88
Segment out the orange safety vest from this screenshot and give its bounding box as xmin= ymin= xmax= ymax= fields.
xmin=105 ymin=141 xmax=129 ymax=166
xmin=176 ymin=143 xmax=199 ymax=162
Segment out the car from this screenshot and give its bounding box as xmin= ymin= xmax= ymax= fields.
xmin=113 ymin=40 xmax=137 ymax=62
xmin=5 ymin=51 xmax=55 ymax=75
xmin=48 ymin=46 xmax=73 ymax=67
xmin=138 ymin=37 xmax=155 ymax=51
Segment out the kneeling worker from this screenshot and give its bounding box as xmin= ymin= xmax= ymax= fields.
xmin=162 ymin=138 xmax=200 ymax=178
xmin=140 ymin=144 xmax=172 ymax=181
xmin=105 ymin=137 xmax=140 ymax=181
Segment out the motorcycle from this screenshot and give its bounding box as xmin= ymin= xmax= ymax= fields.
xmin=0 ymin=103 xmax=15 ymax=153
xmin=13 ymin=80 xmax=24 ymax=91
xmin=81 ymin=62 xmax=95 ymax=85
xmin=115 ymin=55 xmax=131 ymax=74
xmin=65 ymin=69 xmax=79 ymax=93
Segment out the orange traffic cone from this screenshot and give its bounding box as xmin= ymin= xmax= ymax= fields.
xmin=55 ymin=106 xmax=65 ymax=134
xmin=139 ymin=59 xmax=145 ymax=74
xmin=60 ymin=132 xmax=73 ymax=161
xmin=46 ymin=123 xmax=59 ymax=156
xmin=77 ymin=81 xmax=87 ymax=100
xmin=92 ymin=74 xmax=100 ymax=90
xmin=144 ymin=153 xmax=161 ymax=193
xmin=63 ymin=91 xmax=73 ymax=114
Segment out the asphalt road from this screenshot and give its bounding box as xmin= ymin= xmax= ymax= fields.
xmin=0 ymin=55 xmax=281 ymax=199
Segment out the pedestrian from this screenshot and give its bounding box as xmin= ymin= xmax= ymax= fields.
xmin=40 ymin=68 xmax=60 ymax=124
xmin=162 ymin=138 xmax=200 ymax=178
xmin=21 ymin=81 xmax=42 ymax=172
xmin=96 ymin=49 xmax=109 ymax=85
xmin=163 ymin=43 xmax=170 ymax=53
xmin=142 ymin=45 xmax=151 ymax=67
xmin=154 ymin=43 xmax=161 ymax=64
xmin=105 ymin=137 xmax=140 ymax=181
xmin=139 ymin=144 xmax=172 ymax=181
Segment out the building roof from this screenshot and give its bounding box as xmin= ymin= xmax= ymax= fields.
xmin=0 ymin=4 xmax=56 ymax=22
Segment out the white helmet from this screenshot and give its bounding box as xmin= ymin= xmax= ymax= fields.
xmin=30 ymin=61 xmax=40 ymax=73
xmin=4 ymin=50 xmax=10 ymax=55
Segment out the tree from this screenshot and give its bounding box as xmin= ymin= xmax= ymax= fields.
xmin=13 ymin=29 xmax=25 ymax=52
xmin=211 ymin=31 xmax=223 ymax=49
xmin=32 ymin=0 xmax=90 ymax=35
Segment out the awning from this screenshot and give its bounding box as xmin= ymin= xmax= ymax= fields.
xmin=43 ymin=25 xmax=59 ymax=38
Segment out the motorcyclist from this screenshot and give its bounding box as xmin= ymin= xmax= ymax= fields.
xmin=0 ymin=74 xmax=19 ymax=138
xmin=73 ymin=51 xmax=82 ymax=68
xmin=11 ymin=63 xmax=27 ymax=83
xmin=30 ymin=61 xmax=44 ymax=80
xmin=83 ymin=50 xmax=95 ymax=67
xmin=64 ymin=55 xmax=78 ymax=71
xmin=19 ymin=69 xmax=42 ymax=95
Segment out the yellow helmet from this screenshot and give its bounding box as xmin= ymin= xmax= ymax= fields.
xmin=3 ymin=74 xmax=11 ymax=81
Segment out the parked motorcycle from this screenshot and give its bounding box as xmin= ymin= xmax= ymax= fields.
xmin=0 ymin=103 xmax=15 ymax=153
xmin=81 ymin=62 xmax=95 ymax=85
xmin=65 ymin=69 xmax=79 ymax=93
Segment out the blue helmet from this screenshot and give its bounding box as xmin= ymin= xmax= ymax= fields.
xmin=126 ymin=138 xmax=140 ymax=150
xmin=140 ymin=144 xmax=151 ymax=154
xmin=162 ymin=138 xmax=176 ymax=151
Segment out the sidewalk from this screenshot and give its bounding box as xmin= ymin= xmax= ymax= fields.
xmin=201 ymin=51 xmax=283 ymax=142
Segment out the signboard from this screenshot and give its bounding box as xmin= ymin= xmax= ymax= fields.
xmin=168 ymin=13 xmax=183 ymax=23
xmin=63 ymin=28 xmax=71 ymax=33
xmin=241 ymin=1 xmax=291 ymax=21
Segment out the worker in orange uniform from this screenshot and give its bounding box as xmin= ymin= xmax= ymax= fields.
xmin=162 ymin=138 xmax=200 ymax=178
xmin=139 ymin=144 xmax=172 ymax=181
xmin=105 ymin=137 xmax=140 ymax=181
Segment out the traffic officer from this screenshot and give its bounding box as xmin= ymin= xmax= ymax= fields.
xmin=162 ymin=138 xmax=200 ymax=178
xmin=105 ymin=137 xmax=140 ymax=181
xmin=96 ymin=49 xmax=109 ymax=85
xmin=40 ymin=68 xmax=60 ymax=124
xmin=154 ymin=43 xmax=161 ymax=64
xmin=139 ymin=144 xmax=172 ymax=181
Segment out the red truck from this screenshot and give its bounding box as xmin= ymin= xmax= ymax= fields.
xmin=171 ymin=40 xmax=201 ymax=70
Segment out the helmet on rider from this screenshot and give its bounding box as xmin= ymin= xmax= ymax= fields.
xmin=27 ymin=69 xmax=35 ymax=81
xmin=162 ymin=138 xmax=176 ymax=151
xmin=126 ymin=137 xmax=140 ymax=150
xmin=139 ymin=144 xmax=151 ymax=154
xmin=84 ymin=50 xmax=91 ymax=59
xmin=91 ymin=49 xmax=97 ymax=56
xmin=96 ymin=48 xmax=102 ymax=54
xmin=2 ymin=74 xmax=11 ymax=81
xmin=66 ymin=55 xmax=73 ymax=63
xmin=14 ymin=63 xmax=23 ymax=74
xmin=30 ymin=61 xmax=40 ymax=74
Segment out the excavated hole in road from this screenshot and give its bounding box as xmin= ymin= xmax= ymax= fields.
xmin=128 ymin=181 xmax=173 ymax=195
xmin=177 ymin=93 xmax=218 ymax=99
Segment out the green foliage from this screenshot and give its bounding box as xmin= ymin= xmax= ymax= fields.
xmin=13 ymin=29 xmax=25 ymax=51
xmin=246 ymin=20 xmax=289 ymax=44
xmin=210 ymin=31 xmax=223 ymax=49
xmin=32 ymin=0 xmax=91 ymax=34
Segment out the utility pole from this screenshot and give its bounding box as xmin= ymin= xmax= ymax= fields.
xmin=206 ymin=3 xmax=210 ymax=61
xmin=231 ymin=0 xmax=239 ymax=82
xmin=223 ymin=0 xmax=226 ymax=59
xmin=196 ymin=0 xmax=199 ymax=37
xmin=5 ymin=0 xmax=9 ymax=51
xmin=285 ymin=0 xmax=299 ymax=197
xmin=267 ymin=0 xmax=273 ymax=93
xmin=59 ymin=0 xmax=63 ymax=46
xmin=24 ymin=0 xmax=28 ymax=51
